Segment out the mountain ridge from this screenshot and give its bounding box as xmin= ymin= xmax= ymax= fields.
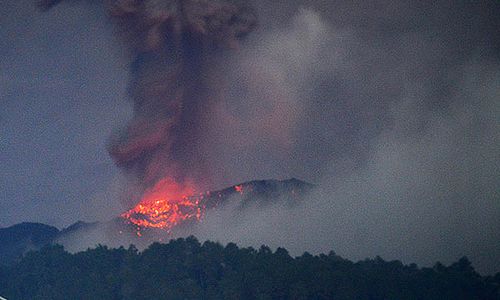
xmin=0 ymin=178 xmax=312 ymax=265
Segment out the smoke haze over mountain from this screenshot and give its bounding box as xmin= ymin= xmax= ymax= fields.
xmin=1 ymin=0 xmax=499 ymax=274
xmin=39 ymin=0 xmax=257 ymax=204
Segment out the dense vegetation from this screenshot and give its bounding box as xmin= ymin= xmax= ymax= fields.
xmin=0 ymin=237 xmax=498 ymax=300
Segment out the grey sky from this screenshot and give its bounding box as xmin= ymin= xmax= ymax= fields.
xmin=1 ymin=0 xmax=130 ymax=227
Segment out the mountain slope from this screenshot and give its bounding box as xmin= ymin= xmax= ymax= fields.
xmin=0 ymin=222 xmax=59 ymax=265
xmin=0 ymin=178 xmax=313 ymax=263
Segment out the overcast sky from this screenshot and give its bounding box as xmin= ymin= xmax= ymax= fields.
xmin=1 ymin=0 xmax=131 ymax=227
xmin=1 ymin=0 xmax=499 ymax=273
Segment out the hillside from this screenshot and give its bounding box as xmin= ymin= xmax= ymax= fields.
xmin=0 ymin=222 xmax=59 ymax=265
xmin=0 ymin=179 xmax=313 ymax=265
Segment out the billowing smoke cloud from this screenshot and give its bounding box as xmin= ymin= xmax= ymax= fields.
xmin=41 ymin=0 xmax=257 ymax=202
xmin=34 ymin=0 xmax=499 ymax=275
xmin=186 ymin=1 xmax=500 ymax=275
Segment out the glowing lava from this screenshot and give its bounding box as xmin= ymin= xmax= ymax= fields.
xmin=121 ymin=178 xmax=203 ymax=232
xmin=120 ymin=178 xmax=302 ymax=235
xmin=234 ymin=184 xmax=244 ymax=194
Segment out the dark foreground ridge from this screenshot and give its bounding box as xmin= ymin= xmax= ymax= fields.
xmin=0 ymin=236 xmax=499 ymax=300
xmin=0 ymin=179 xmax=313 ymax=264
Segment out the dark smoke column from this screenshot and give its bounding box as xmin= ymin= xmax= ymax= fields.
xmin=40 ymin=0 xmax=256 ymax=195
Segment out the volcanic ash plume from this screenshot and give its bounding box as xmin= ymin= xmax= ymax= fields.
xmin=40 ymin=0 xmax=256 ymax=231
xmin=41 ymin=0 xmax=256 ymax=190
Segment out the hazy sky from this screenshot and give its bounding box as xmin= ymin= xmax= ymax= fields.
xmin=1 ymin=0 xmax=499 ymax=273
xmin=1 ymin=0 xmax=131 ymax=227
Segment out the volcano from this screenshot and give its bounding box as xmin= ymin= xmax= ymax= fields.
xmin=0 ymin=178 xmax=313 ymax=264
xmin=121 ymin=178 xmax=314 ymax=235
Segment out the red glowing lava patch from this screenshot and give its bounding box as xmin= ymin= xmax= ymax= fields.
xmin=121 ymin=178 xmax=203 ymax=232
xmin=234 ymin=184 xmax=244 ymax=194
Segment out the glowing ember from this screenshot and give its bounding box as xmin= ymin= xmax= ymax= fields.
xmin=121 ymin=177 xmax=203 ymax=232
xmin=234 ymin=185 xmax=244 ymax=194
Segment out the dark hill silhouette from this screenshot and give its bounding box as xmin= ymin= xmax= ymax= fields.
xmin=0 ymin=236 xmax=499 ymax=299
xmin=0 ymin=179 xmax=313 ymax=265
xmin=0 ymin=222 xmax=59 ymax=264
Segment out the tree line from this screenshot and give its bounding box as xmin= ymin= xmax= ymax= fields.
xmin=0 ymin=236 xmax=498 ymax=299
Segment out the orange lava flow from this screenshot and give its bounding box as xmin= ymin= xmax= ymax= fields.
xmin=121 ymin=177 xmax=203 ymax=231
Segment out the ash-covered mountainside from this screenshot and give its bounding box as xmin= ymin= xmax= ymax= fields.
xmin=203 ymin=178 xmax=314 ymax=209
xmin=117 ymin=178 xmax=314 ymax=237
xmin=0 ymin=178 xmax=312 ymax=264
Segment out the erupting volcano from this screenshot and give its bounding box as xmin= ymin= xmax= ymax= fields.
xmin=121 ymin=178 xmax=313 ymax=234
xmin=39 ymin=1 xmax=314 ymax=237
xmin=41 ymin=0 xmax=258 ymax=228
